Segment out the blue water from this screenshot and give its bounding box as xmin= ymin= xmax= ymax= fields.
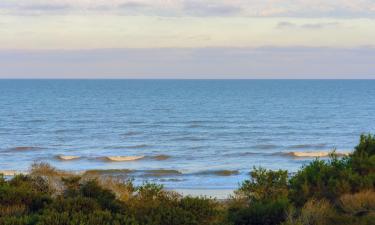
xmin=0 ymin=80 xmax=374 ymax=190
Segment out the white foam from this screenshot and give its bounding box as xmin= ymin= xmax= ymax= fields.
xmin=0 ymin=170 xmax=24 ymax=176
xmin=57 ymin=155 xmax=80 ymax=161
xmin=105 ymin=156 xmax=144 ymax=161
xmin=287 ymin=151 xmax=350 ymax=157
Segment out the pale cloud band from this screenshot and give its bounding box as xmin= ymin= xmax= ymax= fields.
xmin=1 ymin=15 xmax=375 ymax=49
xmin=1 ymin=0 xmax=375 ymax=17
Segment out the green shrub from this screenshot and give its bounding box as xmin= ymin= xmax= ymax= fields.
xmin=229 ymin=168 xmax=290 ymax=225
xmin=288 ymin=157 xmax=353 ymax=205
xmin=236 ymin=167 xmax=289 ymax=202
xmin=289 ymin=134 xmax=375 ymax=206
xmin=350 ymin=134 xmax=375 ymax=177
xmin=229 ymin=198 xmax=289 ymax=225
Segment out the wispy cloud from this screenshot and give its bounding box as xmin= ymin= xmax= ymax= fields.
xmin=21 ymin=3 xmax=70 ymax=11
xmin=1 ymin=0 xmax=375 ymax=17
xmin=276 ymin=21 xmax=341 ymax=29
xmin=182 ymin=1 xmax=242 ymax=16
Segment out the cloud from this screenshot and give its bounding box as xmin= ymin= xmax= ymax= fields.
xmin=1 ymin=0 xmax=375 ymax=17
xmin=276 ymin=21 xmax=341 ymax=29
xmin=276 ymin=22 xmax=296 ymax=29
xmin=301 ymin=22 xmax=341 ymax=29
xmin=21 ymin=3 xmax=71 ymax=11
xmin=1 ymin=47 xmax=374 ymax=79
xmin=119 ymin=1 xmax=149 ymax=9
xmin=182 ymin=1 xmax=242 ymax=16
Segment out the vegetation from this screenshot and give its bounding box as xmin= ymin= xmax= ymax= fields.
xmin=0 ymin=134 xmax=374 ymax=225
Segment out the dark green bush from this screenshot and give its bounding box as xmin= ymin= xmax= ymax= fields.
xmin=229 ymin=168 xmax=290 ymax=225
xmin=237 ymin=167 xmax=289 ymax=202
xmin=350 ymin=134 xmax=375 ymax=177
xmin=229 ymin=198 xmax=289 ymax=225
xmin=289 ymin=134 xmax=375 ymax=206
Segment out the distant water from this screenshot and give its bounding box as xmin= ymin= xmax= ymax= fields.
xmin=0 ymin=80 xmax=374 ymax=190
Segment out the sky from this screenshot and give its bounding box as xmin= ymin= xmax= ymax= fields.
xmin=0 ymin=0 xmax=375 ymax=78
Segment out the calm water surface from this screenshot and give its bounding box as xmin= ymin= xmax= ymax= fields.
xmin=0 ymin=80 xmax=374 ymax=190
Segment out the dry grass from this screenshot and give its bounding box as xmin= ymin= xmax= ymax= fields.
xmin=339 ymin=190 xmax=375 ymax=215
xmin=29 ymin=162 xmax=75 ymax=194
xmin=28 ymin=162 xmax=141 ymax=202
xmin=0 ymin=204 xmax=27 ymax=217
xmin=96 ymin=177 xmax=136 ymax=202
xmin=284 ymin=199 xmax=334 ymax=225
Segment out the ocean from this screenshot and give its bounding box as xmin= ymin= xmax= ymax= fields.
xmin=0 ymin=79 xmax=374 ymax=192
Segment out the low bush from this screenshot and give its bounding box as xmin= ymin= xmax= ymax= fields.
xmin=339 ymin=190 xmax=375 ymax=216
xmin=283 ymin=199 xmax=335 ymax=225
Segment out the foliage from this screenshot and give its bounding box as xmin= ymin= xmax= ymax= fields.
xmin=283 ymin=199 xmax=335 ymax=225
xmin=289 ymin=134 xmax=375 ymax=205
xmin=236 ymin=167 xmax=289 ymax=202
xmin=339 ymin=190 xmax=375 ymax=216
xmin=0 ymin=171 xmax=222 ymax=225
xmin=229 ymin=168 xmax=290 ymax=225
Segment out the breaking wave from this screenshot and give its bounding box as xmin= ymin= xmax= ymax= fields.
xmin=56 ymin=155 xmax=81 ymax=161
xmin=0 ymin=170 xmax=23 ymax=176
xmin=103 ymin=156 xmax=145 ymax=162
xmin=283 ymin=151 xmax=350 ymax=158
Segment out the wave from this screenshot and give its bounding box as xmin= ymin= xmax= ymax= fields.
xmin=141 ymin=170 xmax=182 ymax=177
xmin=185 ymin=120 xmax=220 ymax=124
xmin=188 ymin=124 xmax=204 ymax=128
xmin=222 ymin=151 xmax=263 ymax=157
xmin=150 ymin=155 xmax=171 ymax=161
xmin=105 ymin=144 xmax=150 ymax=149
xmin=84 ymin=169 xmax=134 ymax=176
xmin=53 ymin=154 xmax=170 ymax=162
xmin=171 ymin=137 xmax=208 ymax=141
xmin=24 ymin=119 xmax=46 ymax=123
xmin=125 ymin=144 xmax=150 ymax=149
xmin=283 ymin=151 xmax=350 ymax=158
xmin=252 ymin=144 xmax=280 ymax=150
xmin=189 ymin=146 xmax=206 ymax=150
xmin=104 ymin=156 xmax=145 ymax=162
xmin=288 ymin=143 xmax=328 ymax=149
xmin=84 ymin=169 xmax=181 ymax=177
xmin=194 ymin=170 xmax=240 ymax=176
xmin=121 ymin=131 xmax=142 ymax=137
xmin=126 ymin=121 xmax=144 ymax=124
xmin=55 ymin=128 xmax=83 ymax=134
xmin=56 ymin=155 xmax=81 ymax=161
xmin=0 ymin=170 xmax=23 ymax=176
xmin=7 ymin=146 xmax=43 ymax=151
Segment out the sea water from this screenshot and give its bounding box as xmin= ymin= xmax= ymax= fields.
xmin=0 ymin=80 xmax=374 ymax=191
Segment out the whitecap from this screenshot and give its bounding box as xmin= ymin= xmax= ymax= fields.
xmin=286 ymin=151 xmax=350 ymax=157
xmin=0 ymin=170 xmax=23 ymax=176
xmin=57 ymin=155 xmax=81 ymax=161
xmin=105 ymin=156 xmax=145 ymax=162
